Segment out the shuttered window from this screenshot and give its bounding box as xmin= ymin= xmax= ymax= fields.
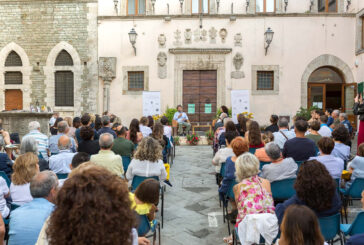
xmin=5 ymin=51 xmax=22 ymax=67
xmin=5 ymin=72 xmax=22 ymax=85
xmin=55 ymin=50 xmax=73 ymax=66
xmin=55 ymin=71 xmax=74 ymax=106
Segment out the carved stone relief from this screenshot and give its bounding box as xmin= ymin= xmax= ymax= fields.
xmin=158 ymin=34 xmax=166 ymax=48
xmin=193 ymin=29 xmax=200 ymax=42
xmin=231 ymin=53 xmax=245 ymax=79
xmin=234 ymin=33 xmax=242 ymax=47
xmin=184 ymin=29 xmax=192 ymax=44
xmin=173 ymin=29 xmax=182 ymax=46
xmin=157 ymin=52 xmax=167 ymax=79
xmin=99 ymin=57 xmax=116 ymax=81
xmin=209 ymin=27 xmax=217 ymax=44
xmin=219 ymin=28 xmax=228 ymax=43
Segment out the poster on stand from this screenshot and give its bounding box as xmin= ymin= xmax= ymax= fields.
xmin=231 ymin=90 xmax=250 ymax=124
xmin=143 ymin=91 xmax=161 ymax=116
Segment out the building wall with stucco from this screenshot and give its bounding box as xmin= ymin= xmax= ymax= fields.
xmin=98 ymin=0 xmax=362 ymax=125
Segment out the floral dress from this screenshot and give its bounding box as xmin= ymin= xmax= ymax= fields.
xmin=235 ymin=175 xmax=275 ymax=227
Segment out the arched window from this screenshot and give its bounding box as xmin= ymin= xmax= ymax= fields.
xmin=54 ymin=50 xmax=74 ymax=106
xmin=4 ymin=51 xmax=22 ymax=85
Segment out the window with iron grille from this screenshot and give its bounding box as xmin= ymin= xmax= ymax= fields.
xmin=5 ymin=72 xmax=22 ymax=85
xmin=257 ymin=71 xmax=274 ymax=90
xmin=55 ymin=50 xmax=74 ymax=66
xmin=5 ymin=51 xmax=22 ymax=67
xmin=55 ymin=71 xmax=74 ymax=106
xmin=128 ymin=71 xmax=144 ymax=91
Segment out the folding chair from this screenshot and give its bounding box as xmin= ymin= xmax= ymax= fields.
xmin=295 ymin=161 xmax=304 ymax=173
xmin=248 ymin=148 xmax=257 ymax=154
xmin=10 ymin=203 xmax=20 ymax=211
xmin=121 ymin=156 xmax=131 ymax=173
xmin=137 ymin=214 xmax=161 ymax=245
xmin=0 ymin=171 xmax=11 ymax=187
xmin=259 ymin=161 xmax=271 ymax=170
xmin=56 ymin=173 xmax=68 ymax=180
xmin=271 ymin=178 xmax=296 ymax=203
xmin=319 ymin=213 xmax=344 ymax=245
xmin=340 ymin=178 xmax=364 ymax=223
xmin=222 ymin=180 xmax=237 ymax=235
xmin=340 ymin=211 xmax=364 ymax=243
xmin=131 ymin=176 xmax=164 ymax=228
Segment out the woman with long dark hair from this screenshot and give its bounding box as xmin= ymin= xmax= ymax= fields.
xmin=50 ymin=117 xmax=63 ymax=135
xmin=127 ymin=119 xmax=143 ymax=145
xmin=235 ymin=114 xmax=248 ymax=137
xmin=220 ymin=105 xmax=229 ymax=116
xmin=246 ymin=121 xmax=264 ymax=149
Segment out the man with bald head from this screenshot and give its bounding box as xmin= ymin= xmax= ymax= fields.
xmin=49 ymin=135 xmax=76 ymax=173
xmin=8 ymin=171 xmax=58 ymax=245
xmin=49 ymin=120 xmax=77 ymax=155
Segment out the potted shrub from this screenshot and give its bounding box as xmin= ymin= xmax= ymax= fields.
xmin=186 ymin=133 xmax=200 ymax=145
xmin=205 ymin=130 xmax=214 ymax=145
xmin=173 ymin=136 xmax=180 ymax=146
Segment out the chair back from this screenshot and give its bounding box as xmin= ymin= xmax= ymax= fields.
xmin=249 ymin=148 xmax=256 ymax=154
xmin=319 ymin=213 xmax=340 ymax=241
xmin=131 ymin=175 xmax=159 ymax=192
xmin=348 ymin=178 xmax=364 ymax=198
xmin=10 ymin=203 xmax=20 ymax=211
xmin=271 ymin=178 xmax=296 ymax=201
xmin=349 ymin=211 xmax=364 ymax=235
xmin=227 ymin=180 xmax=237 ymax=199
xmin=220 ymin=162 xmax=226 ymax=177
xmin=295 ymin=161 xmax=304 ymax=173
xmin=56 ymin=173 xmax=69 ymax=179
xmin=121 ymin=156 xmax=131 ymax=172
xmin=259 ymin=161 xmax=271 ymax=170
xmin=172 ymin=120 xmax=178 ymax=127
xmin=334 ymin=179 xmax=340 ymax=193
xmin=0 ymin=171 xmax=11 ymax=187
xmin=137 ymin=214 xmax=151 ymax=237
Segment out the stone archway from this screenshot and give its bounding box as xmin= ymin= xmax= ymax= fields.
xmin=301 ymin=54 xmax=354 ymax=108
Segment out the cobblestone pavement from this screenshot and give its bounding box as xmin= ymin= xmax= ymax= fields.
xmin=157 ymin=145 xmax=362 ymax=245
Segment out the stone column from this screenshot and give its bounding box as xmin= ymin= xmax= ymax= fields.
xmin=99 ymin=57 xmax=116 ymax=112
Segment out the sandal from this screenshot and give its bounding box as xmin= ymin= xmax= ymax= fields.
xmin=223 ymin=236 xmax=233 ymax=244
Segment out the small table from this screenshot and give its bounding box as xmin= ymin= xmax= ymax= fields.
xmin=192 ymin=125 xmax=212 ymax=134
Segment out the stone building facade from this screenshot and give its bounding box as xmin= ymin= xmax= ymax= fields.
xmin=0 ymin=0 xmax=98 ymax=116
xmin=98 ymin=0 xmax=364 ymax=126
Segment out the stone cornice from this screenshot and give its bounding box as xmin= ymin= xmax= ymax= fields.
xmin=98 ymin=12 xmax=355 ymax=20
xmin=0 ymin=0 xmax=96 ymax=3
xmin=169 ymin=48 xmax=232 ymax=55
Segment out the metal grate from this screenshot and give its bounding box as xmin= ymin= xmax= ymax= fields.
xmin=257 ymin=71 xmax=274 ymax=90
xmin=55 ymin=71 xmax=74 ymax=106
xmin=4 ymin=72 xmax=22 ymax=84
xmin=128 ymin=71 xmax=144 ymax=91
xmin=55 ymin=50 xmax=74 ymax=66
xmin=5 ymin=51 xmax=22 ymax=66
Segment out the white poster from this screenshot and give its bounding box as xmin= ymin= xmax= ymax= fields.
xmin=231 ymin=90 xmax=250 ymax=123
xmin=143 ymin=91 xmax=161 ymax=116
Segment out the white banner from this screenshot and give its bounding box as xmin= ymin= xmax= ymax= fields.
xmin=142 ymin=91 xmax=161 ymax=116
xmin=231 ymin=90 xmax=250 ymax=123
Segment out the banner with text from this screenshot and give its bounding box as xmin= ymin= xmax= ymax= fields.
xmin=143 ymin=91 xmax=161 ymax=116
xmin=231 ymin=90 xmax=250 ymax=124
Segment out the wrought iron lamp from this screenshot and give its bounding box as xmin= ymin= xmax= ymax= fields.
xmin=151 ymin=0 xmax=156 ymax=14
xmin=310 ymin=0 xmax=314 ymax=11
xmin=179 ymin=0 xmax=184 ymax=14
xmin=113 ymin=0 xmax=118 ymax=15
xmin=216 ymin=0 xmax=220 ymax=13
xmin=246 ymin=0 xmax=250 ymax=12
xmin=128 ymin=28 xmax=137 ymax=56
xmin=284 ymin=0 xmax=288 ymax=12
xmin=347 ymin=0 xmax=351 ymax=11
xmin=264 ymin=27 xmax=274 ymax=55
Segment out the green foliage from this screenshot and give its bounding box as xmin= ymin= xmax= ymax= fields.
xmin=215 ymin=107 xmax=232 ymax=119
xmin=205 ymin=130 xmax=214 ymax=140
xmin=186 ymin=133 xmax=200 ymax=145
xmin=164 ymin=107 xmax=177 ymax=125
xmin=173 ymin=136 xmax=180 ymax=145
xmin=295 ymin=106 xmax=320 ymax=121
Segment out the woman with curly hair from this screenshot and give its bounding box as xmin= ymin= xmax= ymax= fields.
xmin=126 ymin=137 xmax=167 ymax=183
xmin=275 ymin=160 xmax=341 ymax=224
xmin=245 ymin=121 xmax=264 ymax=150
xmin=331 ymin=124 xmax=351 ymax=162
xmin=36 ymin=166 xmax=138 ymax=245
xmin=127 ymin=119 xmax=143 ymax=145
xmin=10 ymin=152 xmax=39 ymax=205
xmin=277 ymin=205 xmax=326 ymax=245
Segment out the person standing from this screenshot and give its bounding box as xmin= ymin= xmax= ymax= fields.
xmin=264 ymin=115 xmax=279 ymax=133
xmin=173 ymin=105 xmax=191 ymax=136
xmin=354 ymin=93 xmax=364 ymax=147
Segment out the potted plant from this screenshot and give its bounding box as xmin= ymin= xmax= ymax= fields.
xmin=163 ymin=106 xmax=178 ymax=125
xmin=205 ymin=130 xmax=214 ymax=145
xmin=173 ymin=136 xmax=180 ymax=146
xmin=186 ymin=133 xmax=200 ymax=145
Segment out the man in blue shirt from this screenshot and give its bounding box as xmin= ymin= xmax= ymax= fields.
xmin=339 ymin=112 xmax=353 ymax=134
xmin=97 ymin=115 xmax=117 ymax=138
xmin=49 ymin=121 xmax=76 ymax=154
xmin=173 ymin=105 xmax=191 ymax=136
xmin=8 ymin=171 xmax=58 ymax=245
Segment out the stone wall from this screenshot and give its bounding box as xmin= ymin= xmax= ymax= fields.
xmin=0 ymin=0 xmax=98 ymax=116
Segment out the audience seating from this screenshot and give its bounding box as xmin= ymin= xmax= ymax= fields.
xmin=318 ymin=213 xmax=344 ymax=245
xmin=0 ymin=171 xmax=11 ymax=187
xmin=56 ymin=173 xmax=69 ymax=180
xmin=259 ymin=161 xmax=270 ymax=170
xmin=222 ymin=180 xmax=237 ymax=235
xmin=248 ymin=148 xmax=256 ymax=154
xmin=121 ymin=156 xmax=131 ymax=173
xmin=271 ymin=178 xmax=296 ymax=203
xmin=10 ymin=203 xmax=20 ymax=211
xmin=340 ymin=211 xmax=364 ymax=242
xmin=137 ymin=214 xmax=161 ymax=245
xmin=131 ymin=175 xmax=164 ymax=228
xmin=295 ymin=161 xmax=304 ymax=173
xmin=340 ymin=178 xmax=364 ymax=223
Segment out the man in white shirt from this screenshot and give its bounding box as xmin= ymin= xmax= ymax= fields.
xmin=318 ymin=115 xmax=333 ymax=137
xmin=49 ymin=135 xmax=76 ymax=174
xmin=24 ymin=121 xmax=49 ymax=161
xmin=173 ymin=105 xmax=191 ymax=136
xmin=273 ymin=118 xmax=296 ymax=150
xmin=139 ymin=117 xmax=152 ymax=138
xmin=212 ymin=131 xmax=237 ymax=173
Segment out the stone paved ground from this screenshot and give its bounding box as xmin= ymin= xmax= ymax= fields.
xmin=155 ymin=145 xmax=362 ymax=245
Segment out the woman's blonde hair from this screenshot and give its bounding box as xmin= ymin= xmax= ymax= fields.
xmin=134 ymin=137 xmax=162 ymax=162
xmin=12 ymin=152 xmax=39 ymax=185
xmin=235 ymin=153 xmax=260 ymax=182
xmin=64 ymin=117 xmax=73 ymax=127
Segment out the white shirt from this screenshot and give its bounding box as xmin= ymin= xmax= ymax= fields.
xmin=126 ymin=159 xmax=167 ymax=184
xmin=212 ymin=147 xmax=234 ymax=173
xmin=139 ymin=125 xmax=152 ymax=138
xmin=10 ymin=182 xmax=33 ymax=206
xmin=49 ymin=150 xmax=76 ymax=174
xmin=163 ymin=125 xmax=172 ymax=140
xmin=318 ymin=125 xmax=332 ymax=137
xmin=273 ymin=129 xmax=296 ymax=149
xmin=0 ymin=177 xmax=9 ymax=218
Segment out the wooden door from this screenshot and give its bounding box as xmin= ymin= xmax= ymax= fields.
xmin=342 ymin=83 xmax=357 ymax=131
xmin=183 ymin=70 xmax=217 ymax=125
xmin=307 ymin=83 xmax=326 ymax=110
xmin=5 ymin=89 xmax=23 ymax=110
